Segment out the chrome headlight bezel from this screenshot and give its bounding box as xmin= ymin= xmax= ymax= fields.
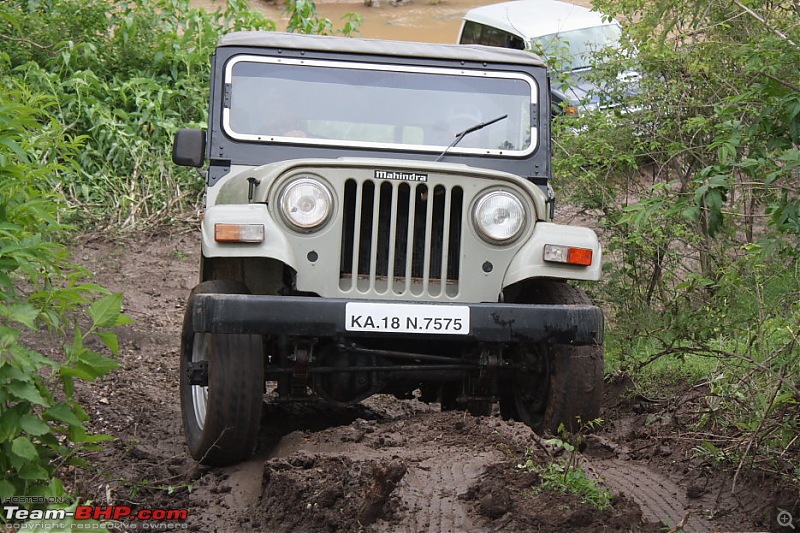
xmin=279 ymin=177 xmax=334 ymax=232
xmin=472 ymin=189 xmax=527 ymax=244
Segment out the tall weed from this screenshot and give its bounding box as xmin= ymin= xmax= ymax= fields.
xmin=1 ymin=0 xmax=284 ymax=229
xmin=0 ymin=84 xmax=126 ymax=507
xmin=555 ymin=0 xmax=799 ymax=480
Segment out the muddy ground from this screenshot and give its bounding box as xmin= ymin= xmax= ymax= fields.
xmin=61 ymin=229 xmax=798 ymax=533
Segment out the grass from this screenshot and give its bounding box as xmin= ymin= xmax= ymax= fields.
xmin=604 ymin=335 xmax=719 ymax=399
xmin=518 ymin=458 xmax=613 ymax=510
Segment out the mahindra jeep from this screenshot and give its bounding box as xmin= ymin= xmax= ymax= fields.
xmin=172 ymin=31 xmax=604 ymax=466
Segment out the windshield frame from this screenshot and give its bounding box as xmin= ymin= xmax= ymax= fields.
xmin=221 ymin=55 xmax=538 ymax=157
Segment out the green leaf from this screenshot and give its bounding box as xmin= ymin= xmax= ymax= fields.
xmin=0 ymin=407 xmax=21 ymax=441
xmin=89 ymin=293 xmax=126 ymax=328
xmin=11 ymin=436 xmax=39 ymax=461
xmin=20 ymin=414 xmax=51 ymax=436
xmin=8 ymin=381 xmax=48 ymax=406
xmin=0 ymin=137 xmax=30 ymax=164
xmin=77 ymin=350 xmax=121 ymax=379
xmin=61 ymin=373 xmax=75 ymax=399
xmin=0 ymin=480 xmax=16 ymax=500
xmin=0 ymin=302 xmax=39 ymax=329
xmin=0 ymin=272 xmax=13 ymax=292
xmin=47 ymin=477 xmax=66 ymax=498
xmin=96 ymin=330 xmax=119 ymax=355
xmin=66 ymin=455 xmax=91 ymax=469
xmin=0 ymin=324 xmax=22 ymax=354
xmin=60 ymin=363 xmax=95 ymax=381
xmin=45 ymin=403 xmax=85 ymax=428
xmin=68 ymin=425 xmax=115 ymax=444
xmin=18 ymin=461 xmax=50 ymax=480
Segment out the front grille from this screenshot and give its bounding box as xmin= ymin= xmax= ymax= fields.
xmin=339 ymin=179 xmax=463 ymax=297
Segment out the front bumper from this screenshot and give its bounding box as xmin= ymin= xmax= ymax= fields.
xmin=190 ymin=295 xmax=603 ymax=345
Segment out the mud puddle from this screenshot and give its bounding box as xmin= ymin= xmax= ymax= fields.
xmin=193 ymin=0 xmax=593 ymax=44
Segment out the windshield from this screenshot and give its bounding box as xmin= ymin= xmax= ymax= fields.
xmin=531 ymin=24 xmax=622 ymax=71
xmin=223 ymin=56 xmax=537 ymax=156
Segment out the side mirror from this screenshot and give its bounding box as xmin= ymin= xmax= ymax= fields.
xmin=172 ymin=129 xmax=206 ymax=167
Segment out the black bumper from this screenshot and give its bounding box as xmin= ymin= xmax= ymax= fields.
xmin=190 ymin=295 xmax=603 ymax=345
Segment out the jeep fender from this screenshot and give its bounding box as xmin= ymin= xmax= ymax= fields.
xmin=503 ymin=222 xmax=602 ymax=287
xmin=201 ymin=204 xmax=298 ymax=270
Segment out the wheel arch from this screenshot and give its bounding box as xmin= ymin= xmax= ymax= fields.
xmin=201 ymin=256 xmax=293 ymax=296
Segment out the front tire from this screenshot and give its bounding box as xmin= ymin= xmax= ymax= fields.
xmin=500 ymin=281 xmax=604 ymax=434
xmin=180 ymin=281 xmax=264 ymax=466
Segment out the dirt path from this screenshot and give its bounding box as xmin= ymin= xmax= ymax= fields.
xmin=66 ymin=230 xmax=795 ymax=532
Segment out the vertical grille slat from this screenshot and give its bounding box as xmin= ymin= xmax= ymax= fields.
xmin=404 ymin=184 xmax=418 ymax=292
xmin=368 ymin=182 xmax=383 ymax=285
xmin=434 ymin=186 xmax=453 ymax=297
xmin=420 ymin=184 xmax=435 ymax=295
xmin=385 ymin=183 xmax=400 ymax=286
xmin=340 ymin=178 xmax=462 ymax=297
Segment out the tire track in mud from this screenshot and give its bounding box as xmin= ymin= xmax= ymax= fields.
xmin=588 ymin=458 xmax=713 ymax=533
xmin=390 ymin=451 xmax=500 ymax=533
xmin=219 ymin=407 xmax=520 ymax=532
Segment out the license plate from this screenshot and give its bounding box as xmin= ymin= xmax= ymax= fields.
xmin=345 ymin=302 xmax=470 ymax=335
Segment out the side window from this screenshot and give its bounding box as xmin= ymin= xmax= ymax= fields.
xmin=460 ymin=21 xmax=525 ymax=51
xmin=459 ymin=21 xmax=482 ymax=44
xmin=507 ymin=35 xmax=525 ymax=50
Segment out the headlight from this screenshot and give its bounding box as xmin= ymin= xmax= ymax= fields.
xmin=279 ymin=178 xmax=333 ymax=231
xmin=473 ymin=190 xmax=526 ymax=244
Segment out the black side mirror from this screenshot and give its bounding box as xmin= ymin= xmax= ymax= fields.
xmin=172 ymin=129 xmax=206 ymax=167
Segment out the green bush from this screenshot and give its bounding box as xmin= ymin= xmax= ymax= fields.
xmin=0 ymin=84 xmax=127 ymax=506
xmin=554 ymin=0 xmax=799 ymax=477
xmin=1 ymin=0 xmax=268 ymax=228
xmin=0 ymin=0 xmax=361 ymax=508
xmin=0 ymin=0 xmax=361 ymax=230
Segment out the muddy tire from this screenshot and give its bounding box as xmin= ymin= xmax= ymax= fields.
xmin=180 ymin=280 xmax=264 ymax=466
xmin=500 ymin=281 xmax=603 ymax=434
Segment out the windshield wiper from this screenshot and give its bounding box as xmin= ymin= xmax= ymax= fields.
xmin=435 ymin=114 xmax=508 ymax=162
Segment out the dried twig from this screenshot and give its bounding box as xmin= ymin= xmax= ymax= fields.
xmin=763 ymin=72 xmax=800 ymax=93
xmin=637 ymin=344 xmax=800 ymax=397
xmin=0 ymin=32 xmax=58 ymax=51
xmin=730 ymin=0 xmax=797 ymax=47
xmin=732 ymin=369 xmax=784 ymax=493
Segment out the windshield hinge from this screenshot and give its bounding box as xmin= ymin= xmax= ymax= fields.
xmin=247 ymin=177 xmax=261 ymax=203
xmin=223 ymin=83 xmax=232 ymax=109
xmin=530 ymin=103 xmax=539 ymax=128
xmin=546 ymin=182 xmax=556 ymax=220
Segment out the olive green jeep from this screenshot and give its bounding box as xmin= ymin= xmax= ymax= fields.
xmin=173 ymin=31 xmax=603 ymax=466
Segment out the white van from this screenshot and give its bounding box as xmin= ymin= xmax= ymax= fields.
xmin=459 ymin=0 xmax=630 ymax=114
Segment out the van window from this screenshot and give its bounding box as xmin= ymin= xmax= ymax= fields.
xmin=532 ymin=24 xmax=622 ymax=70
xmin=459 ymin=21 xmax=525 ymax=50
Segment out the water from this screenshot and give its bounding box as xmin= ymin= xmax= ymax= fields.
xmin=290 ymin=0 xmax=487 ymax=43
xmin=198 ymin=0 xmax=592 ymax=44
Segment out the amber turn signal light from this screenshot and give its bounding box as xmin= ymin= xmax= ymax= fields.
xmin=543 ymin=244 xmax=593 ymax=266
xmin=214 ymin=224 xmax=264 ymax=243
